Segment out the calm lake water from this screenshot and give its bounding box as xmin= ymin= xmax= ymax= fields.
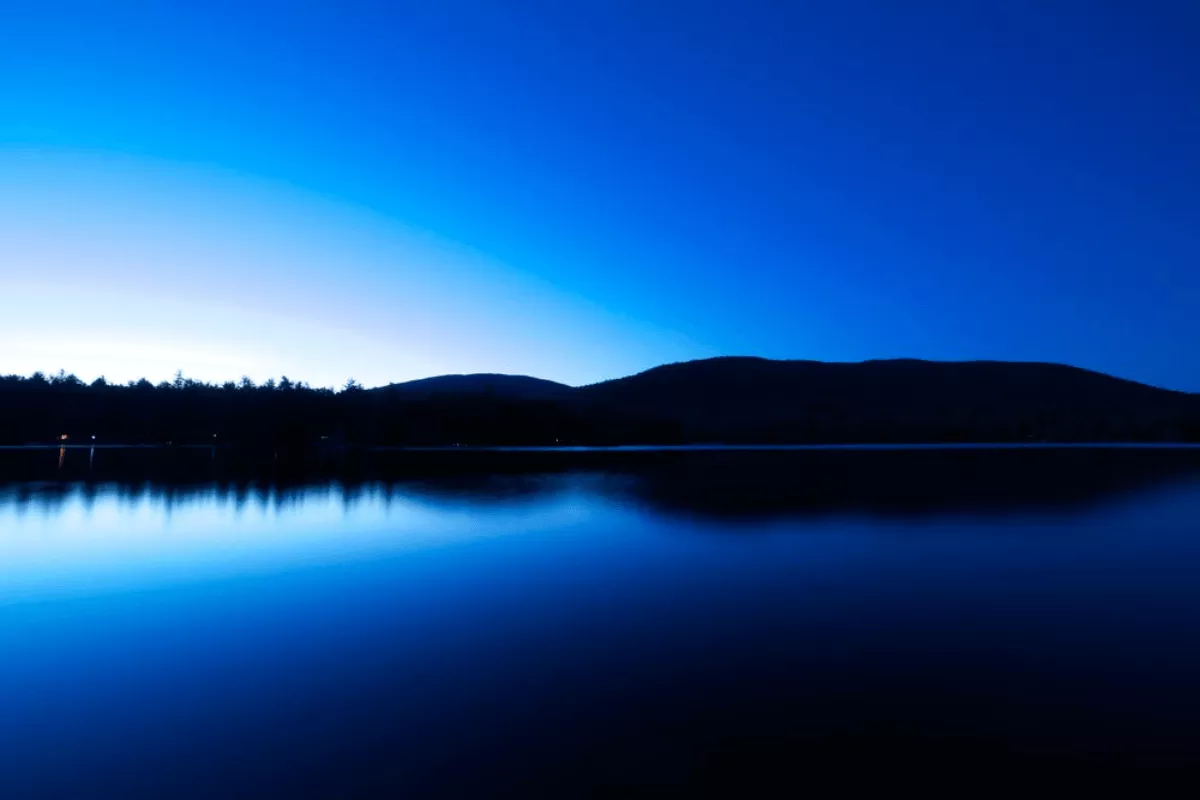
xmin=3 ymin=446 xmax=1200 ymax=796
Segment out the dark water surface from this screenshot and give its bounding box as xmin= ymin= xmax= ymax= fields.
xmin=4 ymin=446 xmax=1200 ymax=796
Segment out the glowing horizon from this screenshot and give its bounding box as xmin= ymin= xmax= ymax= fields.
xmin=0 ymin=149 xmax=710 ymax=388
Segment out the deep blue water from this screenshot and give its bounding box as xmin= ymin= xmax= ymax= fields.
xmin=3 ymin=447 xmax=1200 ymax=796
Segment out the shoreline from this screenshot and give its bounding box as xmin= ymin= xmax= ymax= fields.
xmin=4 ymin=442 xmax=1200 ymax=453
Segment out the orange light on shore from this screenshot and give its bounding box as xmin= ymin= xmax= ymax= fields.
xmin=59 ymin=434 xmax=69 ymax=442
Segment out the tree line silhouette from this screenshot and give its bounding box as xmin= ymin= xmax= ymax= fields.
xmin=0 ymin=369 xmax=641 ymax=447
xmin=0 ymin=370 xmax=343 ymax=446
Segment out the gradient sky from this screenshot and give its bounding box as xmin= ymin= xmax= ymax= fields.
xmin=3 ymin=1 xmax=1199 ymax=389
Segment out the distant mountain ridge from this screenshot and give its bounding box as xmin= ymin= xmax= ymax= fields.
xmin=578 ymin=355 xmax=1189 ymax=392
xmin=356 ymin=357 xmax=1199 ymax=444
xmin=383 ymin=357 xmax=1191 ymax=397
xmin=576 ymin=355 xmax=1190 ymax=409
xmin=2 ymin=357 xmax=1198 ymax=446
xmin=375 ymin=373 xmax=571 ymax=401
xmin=571 ymin=357 xmax=1198 ymax=442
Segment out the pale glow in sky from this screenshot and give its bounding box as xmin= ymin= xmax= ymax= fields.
xmin=0 ymin=149 xmax=707 ymax=387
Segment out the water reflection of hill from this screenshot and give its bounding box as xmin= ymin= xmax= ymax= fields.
xmin=611 ymin=448 xmax=1200 ymax=520
xmin=2 ymin=447 xmax=1200 ymax=521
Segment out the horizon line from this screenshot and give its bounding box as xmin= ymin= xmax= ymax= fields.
xmin=3 ymin=355 xmax=1193 ymax=395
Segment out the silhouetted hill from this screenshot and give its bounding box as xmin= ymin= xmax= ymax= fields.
xmin=581 ymin=355 xmax=1186 ymax=411
xmin=1 ymin=358 xmax=1197 ymax=446
xmin=374 ymin=373 xmax=571 ymax=401
xmin=571 ymin=357 xmax=1199 ymax=443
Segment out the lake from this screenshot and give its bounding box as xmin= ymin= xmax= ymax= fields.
xmin=3 ymin=446 xmax=1200 ymax=796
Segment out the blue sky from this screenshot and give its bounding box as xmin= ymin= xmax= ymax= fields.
xmin=3 ymin=1 xmax=1199 ymax=389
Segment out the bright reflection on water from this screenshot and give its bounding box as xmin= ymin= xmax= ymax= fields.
xmin=0 ymin=479 xmax=595 ymax=604
xmin=3 ymin=446 xmax=1200 ymax=796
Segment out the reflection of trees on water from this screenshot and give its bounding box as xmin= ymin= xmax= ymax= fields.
xmin=3 ymin=447 xmax=1200 ymax=523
